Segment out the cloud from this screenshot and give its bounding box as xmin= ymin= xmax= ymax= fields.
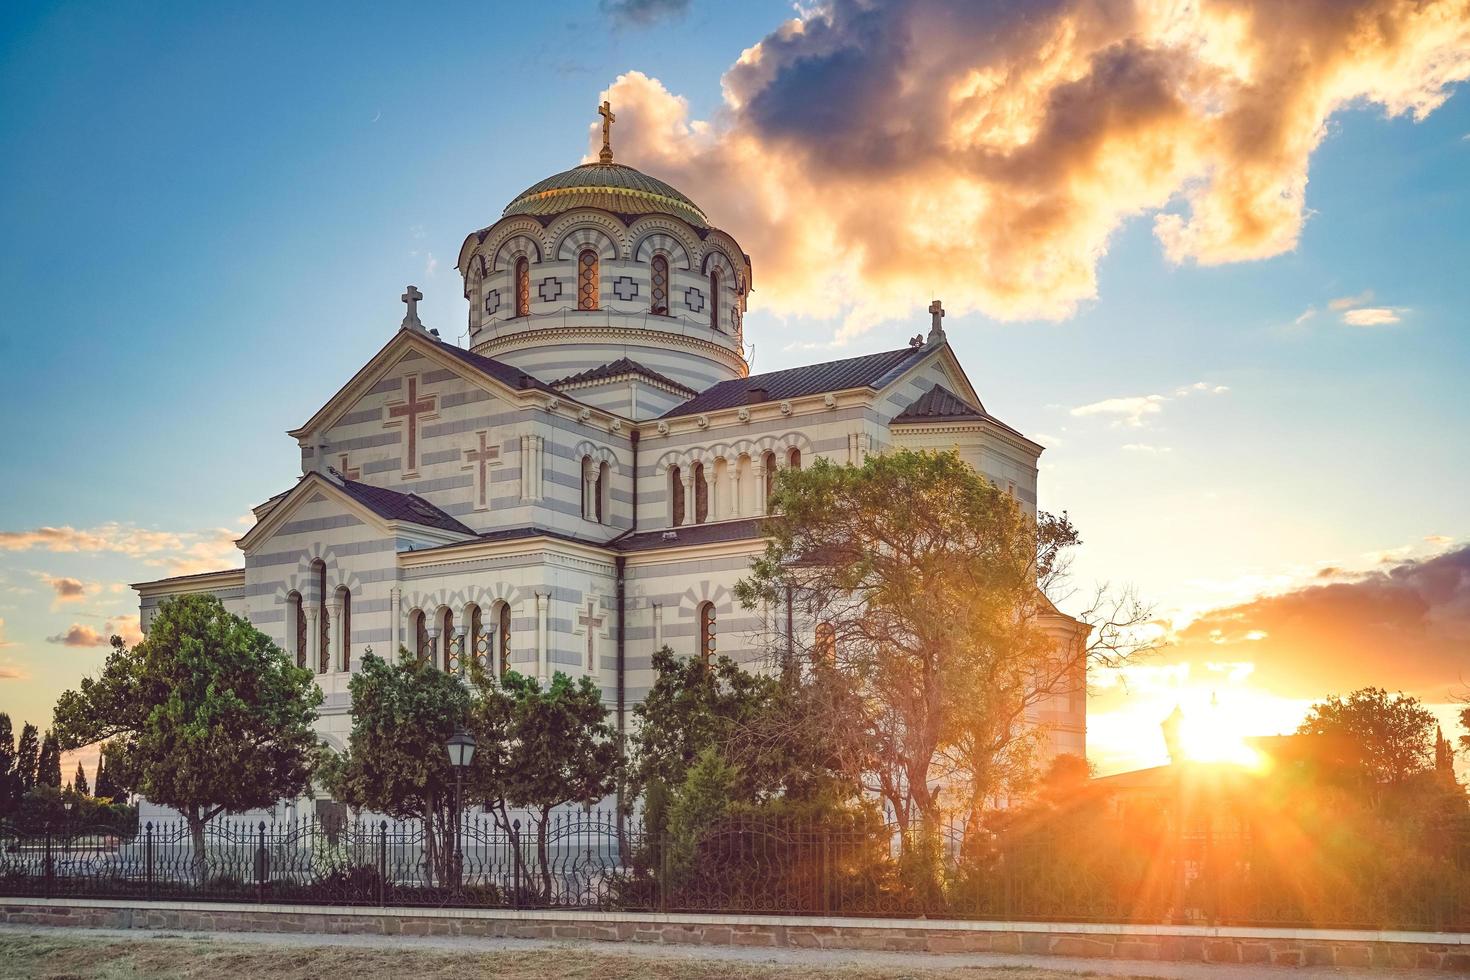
xmin=47 ymin=624 xmax=110 ymax=647
xmin=0 ymin=523 xmax=239 ymax=576
xmin=1341 ymin=306 xmax=1404 ymax=326
xmin=43 ymin=575 xmax=86 ymax=602
xmin=1169 ymin=544 xmax=1470 ymax=699
xmin=1329 ymin=290 xmax=1375 ymax=311
xmin=600 ymin=1 xmax=1470 ymax=336
xmin=1070 ymin=379 xmax=1227 ymax=427
xmin=601 ymin=0 xmax=689 ymax=25
xmin=1122 ymin=443 xmax=1172 ymax=454
xmin=1293 ymin=307 xmax=1318 ymax=326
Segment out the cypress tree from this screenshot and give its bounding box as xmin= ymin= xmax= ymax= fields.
xmin=93 ymin=752 xmax=112 ymax=801
xmin=0 ymin=713 xmax=16 ymax=815
xmin=36 ymin=731 xmax=62 ymax=788
xmin=73 ymin=760 xmax=90 ymax=797
xmin=14 ymin=724 xmax=38 ymax=793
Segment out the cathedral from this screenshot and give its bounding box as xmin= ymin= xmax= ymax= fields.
xmin=134 ymin=108 xmax=1087 ymax=791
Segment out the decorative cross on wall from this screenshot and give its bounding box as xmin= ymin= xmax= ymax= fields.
xmin=538 ymin=277 xmax=563 ymax=303
xmin=462 ymin=430 xmax=502 ymax=510
xmin=384 ymin=374 xmax=438 ymax=475
xmin=612 ymin=275 xmax=639 ymax=302
xmin=684 ymin=286 xmax=704 ymax=313
xmin=483 ymin=288 xmax=500 ymax=316
xmin=577 ymin=600 xmax=605 ymax=670
xmin=337 ymin=455 xmax=361 ymax=481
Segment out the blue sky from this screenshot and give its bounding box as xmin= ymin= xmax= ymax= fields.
xmin=2 ymin=1 xmax=1467 ymax=769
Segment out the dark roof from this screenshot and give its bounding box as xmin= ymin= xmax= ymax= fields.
xmin=430 ymin=339 xmax=559 ymax=396
xmin=552 ymin=357 xmax=697 ymax=396
xmin=336 ymin=478 xmax=475 ymax=536
xmin=615 ymin=518 xmax=766 ymax=553
xmin=892 ymin=384 xmax=1028 ymax=439
xmin=663 ymin=346 xmax=928 ymax=418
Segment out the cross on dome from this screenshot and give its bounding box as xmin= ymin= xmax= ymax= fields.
xmin=598 ymin=101 xmax=616 ymax=165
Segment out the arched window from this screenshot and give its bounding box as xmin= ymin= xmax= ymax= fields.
xmin=288 ymin=592 xmax=305 ymax=669
xmin=698 ymin=601 xmax=717 ymax=664
xmin=577 ymin=248 xmax=599 ymax=310
xmin=515 ymin=257 xmax=530 ymax=317
xmin=708 ymin=268 xmax=721 ymax=331
xmin=413 ymin=610 xmax=431 ymax=664
xmin=651 ymin=254 xmax=670 ymax=315
xmin=762 ymin=451 xmax=777 ymax=502
xmin=596 ymin=461 xmax=609 ymax=523
xmin=669 ymin=465 xmax=685 ymax=527
xmin=337 ymin=587 xmax=352 ymax=673
xmin=313 ymin=560 xmax=329 ymax=675
xmin=440 ymin=608 xmax=456 ymax=673
xmin=497 ymin=601 xmax=512 ymax=679
xmin=787 ymin=447 xmax=802 ymax=471
xmin=693 ymin=462 xmax=709 ymax=524
xmin=468 ymin=604 xmax=486 ymax=675
xmin=814 ymin=622 xmax=836 ymax=665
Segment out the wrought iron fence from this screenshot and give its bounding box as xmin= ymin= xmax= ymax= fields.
xmin=3 ymin=811 xmax=1468 ymax=931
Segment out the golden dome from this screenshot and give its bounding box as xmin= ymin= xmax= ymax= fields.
xmin=502 ymin=163 xmax=709 ymax=229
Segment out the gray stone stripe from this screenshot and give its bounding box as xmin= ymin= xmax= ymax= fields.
xmin=332 ymin=431 xmax=401 ymax=452
xmin=279 ymin=514 xmax=365 ymax=536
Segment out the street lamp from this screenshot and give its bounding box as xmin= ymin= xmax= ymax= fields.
xmin=445 ymin=727 xmax=477 ymax=896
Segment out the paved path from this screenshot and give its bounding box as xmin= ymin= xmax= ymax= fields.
xmin=0 ymin=923 xmax=1430 ymax=978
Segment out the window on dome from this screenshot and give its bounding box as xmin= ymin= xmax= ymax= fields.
xmin=288 ymin=591 xmax=305 ymax=669
xmin=515 ymin=257 xmax=530 ymax=317
xmin=578 ymin=249 xmax=599 ymax=310
xmin=708 ymin=268 xmax=721 ymax=331
xmin=651 ymin=254 xmax=669 ymax=315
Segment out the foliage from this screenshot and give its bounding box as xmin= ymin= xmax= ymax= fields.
xmin=320 ymin=647 xmax=475 ymax=886
xmin=72 ymin=760 xmax=90 ymax=797
xmin=14 ymin=724 xmax=38 ymax=795
xmin=1297 ymin=687 xmax=1437 ymax=785
xmin=735 ymin=449 xmax=1093 ymax=831
xmin=93 ymin=748 xmax=122 ymax=804
xmin=36 ymin=731 xmax=61 ymax=789
xmin=0 ymin=714 xmax=16 ymax=816
xmin=51 ymin=594 xmax=322 ymax=870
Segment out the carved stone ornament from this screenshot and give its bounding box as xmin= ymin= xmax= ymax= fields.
xmin=823 ymin=393 xmax=837 ymax=409
xmin=656 ymin=421 xmax=670 ymax=435
xmin=737 ymin=407 xmax=750 ymax=422
xmin=696 ymin=414 xmax=710 ymax=429
xmin=546 ymin=399 xmax=561 ymax=413
xmin=611 ymin=419 xmax=623 ymax=432
xmin=578 ymin=407 xmax=592 ymax=422
xmin=780 ymin=400 xmax=793 ymax=415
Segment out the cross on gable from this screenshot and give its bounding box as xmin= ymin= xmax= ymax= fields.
xmin=927 ymin=299 xmax=947 ymax=344
xmin=337 ymin=455 xmax=361 ymax=481
xmin=384 ymin=374 xmax=439 ymax=475
xmin=461 ymin=430 xmax=502 ymax=510
xmin=401 ymin=285 xmax=424 ymax=330
xmin=577 ymin=599 xmax=605 ymax=670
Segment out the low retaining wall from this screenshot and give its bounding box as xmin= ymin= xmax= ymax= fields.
xmin=5 ymin=898 xmax=1470 ymax=971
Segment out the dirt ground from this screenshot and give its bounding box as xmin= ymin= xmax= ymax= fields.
xmin=0 ymin=931 xmax=1151 ymax=980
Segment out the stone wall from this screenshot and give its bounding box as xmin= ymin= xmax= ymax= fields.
xmin=5 ymin=899 xmax=1469 ymax=971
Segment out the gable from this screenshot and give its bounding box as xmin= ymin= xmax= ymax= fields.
xmin=238 ymin=473 xmax=474 ymax=557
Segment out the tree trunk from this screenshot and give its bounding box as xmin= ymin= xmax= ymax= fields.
xmin=535 ymin=809 xmax=552 ymax=903
xmin=186 ymin=809 xmax=208 ymax=884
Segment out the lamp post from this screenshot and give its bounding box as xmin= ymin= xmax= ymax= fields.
xmin=445 ymin=727 xmax=477 ymax=896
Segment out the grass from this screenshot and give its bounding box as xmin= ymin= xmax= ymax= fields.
xmin=0 ymin=932 xmax=1147 ymax=980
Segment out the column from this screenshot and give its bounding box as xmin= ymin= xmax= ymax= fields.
xmin=536 ymin=592 xmax=550 ymax=682
xmin=452 ymin=626 xmax=468 ymax=677
xmin=680 ymin=470 xmax=695 ymax=527
xmin=427 ymin=626 xmax=441 ymax=671
xmin=390 ymin=587 xmax=402 ymax=655
xmin=327 ymin=597 xmax=342 ymax=673
xmin=653 ymin=602 xmax=664 ymax=651
xmin=752 ymin=461 xmax=767 ymax=517
xmin=582 ymin=458 xmax=597 ymax=520
xmin=727 ymin=469 xmax=741 ymax=518
xmin=305 ymin=606 xmax=319 ymax=674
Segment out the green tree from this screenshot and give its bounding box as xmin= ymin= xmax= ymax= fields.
xmin=73 ymin=760 xmax=90 ymax=797
xmin=496 ymin=671 xmax=619 ymax=900
xmin=736 ymin=450 xmax=1103 ymax=834
xmin=53 ymin=594 xmax=322 ymax=873
xmin=36 ymin=731 xmax=61 ymax=788
xmin=322 ymin=648 xmax=476 ymax=887
xmin=14 ymin=724 xmax=38 ymax=794
xmin=0 ymin=713 xmax=17 ymax=816
xmin=1297 ymin=687 xmax=1437 ymax=785
xmin=93 ymin=748 xmax=120 ymax=803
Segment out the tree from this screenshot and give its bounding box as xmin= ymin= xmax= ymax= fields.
xmin=14 ymin=724 xmax=38 ymax=794
xmin=323 ymin=648 xmax=476 ymax=887
xmin=1297 ymin=687 xmax=1437 ymax=785
xmin=736 ymin=450 xmax=1123 ymax=834
xmin=73 ymin=760 xmax=90 ymax=797
xmin=93 ymin=748 xmax=120 ymax=803
xmin=36 ymin=731 xmax=61 ymax=789
xmin=0 ymin=713 xmax=17 ymax=816
xmin=52 ymin=594 xmax=322 ymax=873
xmin=495 ymin=671 xmax=619 ymax=900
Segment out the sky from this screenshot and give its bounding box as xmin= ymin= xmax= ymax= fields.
xmin=1 ymin=0 xmax=1468 ymax=777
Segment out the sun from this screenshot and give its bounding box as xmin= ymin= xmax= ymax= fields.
xmin=1177 ymin=697 xmax=1268 ymax=769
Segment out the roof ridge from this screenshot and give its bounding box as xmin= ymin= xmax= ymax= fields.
xmin=550 ymin=356 xmax=698 ymax=394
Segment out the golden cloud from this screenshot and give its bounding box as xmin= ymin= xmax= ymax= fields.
xmin=0 ymin=523 xmax=240 ymax=576
xmin=47 ymin=624 xmax=110 ymax=648
xmin=1341 ymin=306 xmax=1405 ymax=326
xmin=600 ymin=0 xmax=1470 ymax=336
